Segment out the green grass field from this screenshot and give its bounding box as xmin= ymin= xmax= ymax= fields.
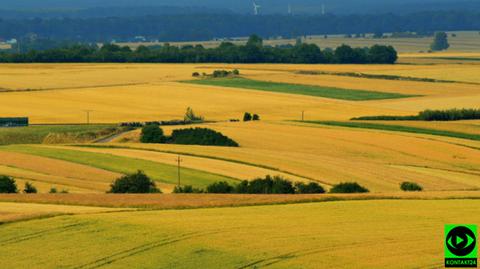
xmin=0 ymin=125 xmax=115 ymax=145
xmin=1 ymin=199 xmax=478 ymax=269
xmin=0 ymin=145 xmax=237 ymax=187
xmin=306 ymin=121 xmax=480 ymax=141
xmin=185 ymin=77 xmax=415 ymax=101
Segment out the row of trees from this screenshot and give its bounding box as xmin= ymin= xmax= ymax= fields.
xmin=352 ymin=108 xmax=480 ymax=121
xmin=0 ymin=36 xmax=398 ymax=64
xmin=0 ymin=11 xmax=478 ymax=42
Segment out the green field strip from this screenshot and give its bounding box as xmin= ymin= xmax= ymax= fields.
xmin=0 ymin=145 xmax=237 ymax=188
xmin=183 ymin=77 xmax=417 ymax=101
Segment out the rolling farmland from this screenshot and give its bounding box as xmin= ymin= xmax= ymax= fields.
xmin=1 ymin=200 xmax=480 ymax=268
xmin=0 ymin=51 xmax=480 ymax=268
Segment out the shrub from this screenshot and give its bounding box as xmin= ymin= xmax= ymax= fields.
xmin=49 ymin=187 xmax=58 ymax=194
xmin=206 ymin=181 xmax=234 ymax=193
xmin=232 ymin=69 xmax=240 ymax=75
xmin=169 ymin=128 xmax=239 ymax=147
xmin=330 ymin=182 xmax=369 ymax=193
xmin=23 ymin=182 xmax=38 ymax=194
xmin=140 ymin=124 xmax=166 ymax=143
xmin=109 ymin=170 xmax=161 ymax=193
xmin=295 ymin=182 xmax=326 ymax=194
xmin=400 ymin=182 xmax=423 ymax=192
xmin=0 ymin=175 xmax=18 ymax=193
xmin=252 ymin=114 xmax=260 ymax=121
xmin=243 ymin=112 xmax=252 ymax=122
xmin=192 ymin=72 xmax=200 ymax=77
xmin=431 ymin=32 xmax=449 ymax=51
xmin=173 ymin=185 xmax=204 ymax=193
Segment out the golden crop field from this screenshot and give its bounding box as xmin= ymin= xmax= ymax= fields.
xmin=0 ymin=199 xmax=479 ymax=268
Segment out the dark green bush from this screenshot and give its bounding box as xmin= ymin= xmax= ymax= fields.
xmin=252 ymin=114 xmax=260 ymax=121
xmin=243 ymin=112 xmax=252 ymax=122
xmin=206 ymin=181 xmax=234 ymax=193
xmin=295 ymin=182 xmax=326 ymax=194
xmin=232 ymin=69 xmax=240 ymax=75
xmin=140 ymin=124 xmax=166 ymax=143
xmin=192 ymin=72 xmax=200 ymax=77
xmin=169 ymin=128 xmax=239 ymax=147
xmin=109 ymin=170 xmax=161 ymax=193
xmin=23 ymin=182 xmax=38 ymax=194
xmin=400 ymin=182 xmax=423 ymax=192
xmin=173 ymin=185 xmax=204 ymax=193
xmin=49 ymin=187 xmax=57 ymax=194
xmin=0 ymin=175 xmax=18 ymax=193
xmin=330 ymin=182 xmax=369 ymax=193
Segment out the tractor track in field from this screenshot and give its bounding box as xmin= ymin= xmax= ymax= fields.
xmin=0 ymin=220 xmax=91 ymax=246
xmin=72 ymin=230 xmax=224 ymax=269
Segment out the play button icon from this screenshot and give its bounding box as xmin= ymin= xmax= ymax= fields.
xmin=447 ymin=226 xmax=477 ymax=257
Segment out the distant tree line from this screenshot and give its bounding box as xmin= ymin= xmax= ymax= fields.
xmin=0 ymin=35 xmax=398 ymax=64
xmin=0 ymin=11 xmax=479 ymax=42
xmin=352 ymin=108 xmax=480 ymax=121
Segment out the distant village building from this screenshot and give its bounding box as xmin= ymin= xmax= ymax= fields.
xmin=0 ymin=117 xmax=29 ymax=127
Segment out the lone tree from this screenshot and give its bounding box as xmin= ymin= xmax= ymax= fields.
xmin=0 ymin=175 xmax=18 ymax=193
xmin=24 ymin=182 xmax=38 ymax=194
xmin=431 ymin=32 xmax=450 ymax=51
xmin=109 ymin=170 xmax=161 ymax=193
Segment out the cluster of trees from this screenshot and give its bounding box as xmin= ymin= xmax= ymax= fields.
xmin=0 ymin=11 xmax=478 ymax=42
xmin=141 ymin=125 xmax=239 ymax=147
xmin=353 ymin=108 xmax=480 ymax=121
xmin=175 ymin=177 xmax=372 ymax=194
xmin=0 ymin=36 xmax=398 ymax=64
xmin=176 ymin=175 xmax=327 ymax=194
xmin=418 ymin=108 xmax=480 ymax=121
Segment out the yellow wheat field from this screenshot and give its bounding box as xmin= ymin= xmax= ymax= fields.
xmin=1 ymin=63 xmax=479 ymax=123
xmin=100 ymin=120 xmax=480 ymax=192
xmin=0 ymin=202 xmax=128 ymax=223
xmin=1 ymin=199 xmax=479 ymax=268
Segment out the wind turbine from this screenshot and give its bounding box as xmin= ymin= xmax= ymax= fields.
xmin=253 ymin=1 xmax=261 ymax=15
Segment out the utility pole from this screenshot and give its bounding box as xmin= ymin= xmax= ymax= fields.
xmin=84 ymin=110 xmax=93 ymax=125
xmin=176 ymin=155 xmax=183 ymax=187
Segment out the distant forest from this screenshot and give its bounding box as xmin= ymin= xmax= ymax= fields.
xmin=0 ymin=11 xmax=479 ymax=42
xmin=0 ymin=35 xmax=398 ymax=64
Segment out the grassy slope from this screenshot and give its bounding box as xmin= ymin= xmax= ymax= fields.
xmin=1 ymin=200 xmax=479 ymax=268
xmin=185 ymin=77 xmax=416 ymax=101
xmin=0 ymin=145 xmax=237 ymax=188
xmin=308 ymin=121 xmax=480 ymax=141
xmin=0 ymin=125 xmax=114 ymax=145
